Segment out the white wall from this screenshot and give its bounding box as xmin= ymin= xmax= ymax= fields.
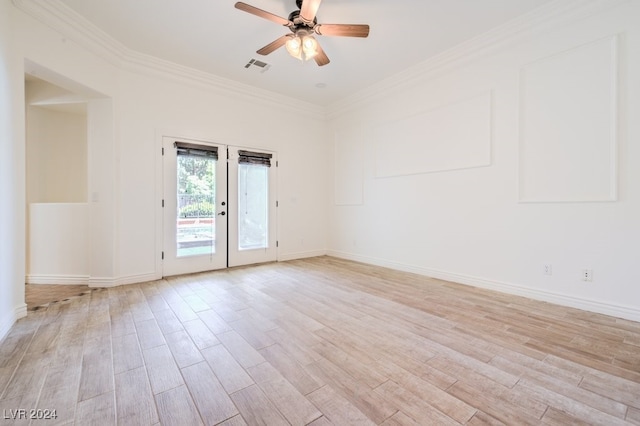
xmin=25 ymin=104 xmax=87 ymax=204
xmin=0 ymin=0 xmax=27 ymax=341
xmin=327 ymin=1 xmax=640 ymax=321
xmin=87 ymin=97 xmax=117 ymax=284
xmin=8 ymin=1 xmax=330 ymax=296
xmin=28 ymin=203 xmax=89 ymax=283
xmin=115 ymin=70 xmax=330 ymax=281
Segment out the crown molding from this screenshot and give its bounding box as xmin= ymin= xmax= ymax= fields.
xmin=326 ymin=0 xmax=630 ymax=119
xmin=12 ymin=0 xmax=325 ymax=118
xmin=13 ymin=0 xmax=628 ymax=121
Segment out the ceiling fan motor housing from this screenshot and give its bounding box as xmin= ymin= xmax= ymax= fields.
xmin=288 ymin=10 xmax=317 ymax=30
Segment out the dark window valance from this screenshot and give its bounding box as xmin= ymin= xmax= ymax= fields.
xmin=238 ymin=150 xmax=272 ymax=167
xmin=175 ymin=141 xmax=218 ymax=159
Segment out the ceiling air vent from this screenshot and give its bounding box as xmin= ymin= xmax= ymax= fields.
xmin=244 ymin=59 xmax=271 ymax=73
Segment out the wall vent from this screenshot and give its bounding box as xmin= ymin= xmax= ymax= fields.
xmin=244 ymin=59 xmax=271 ymax=73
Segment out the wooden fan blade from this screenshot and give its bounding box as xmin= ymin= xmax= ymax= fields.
xmin=235 ymin=2 xmax=291 ymax=26
xmin=313 ymin=43 xmax=330 ymax=66
xmin=300 ymin=0 xmax=322 ymax=22
xmin=316 ymin=24 xmax=370 ymax=38
xmin=257 ymin=35 xmax=290 ymax=55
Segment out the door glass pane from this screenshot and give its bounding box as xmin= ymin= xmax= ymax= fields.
xmin=238 ymin=164 xmax=268 ymax=250
xmin=176 ymin=154 xmax=216 ymax=257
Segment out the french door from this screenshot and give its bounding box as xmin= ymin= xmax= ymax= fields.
xmin=162 ymin=137 xmax=277 ymax=276
xmin=227 ymin=148 xmax=278 ymax=267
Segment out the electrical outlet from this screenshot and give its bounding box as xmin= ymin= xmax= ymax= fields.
xmin=582 ymin=269 xmax=593 ymax=282
xmin=544 ymin=264 xmax=552 ymax=276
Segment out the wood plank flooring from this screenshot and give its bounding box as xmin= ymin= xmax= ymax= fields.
xmin=25 ymin=284 xmax=93 ymax=311
xmin=1 ymin=256 xmax=640 ymax=425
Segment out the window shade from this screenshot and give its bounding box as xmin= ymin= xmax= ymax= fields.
xmin=238 ymin=150 xmax=272 ymax=167
xmin=175 ymin=141 xmax=218 ymax=159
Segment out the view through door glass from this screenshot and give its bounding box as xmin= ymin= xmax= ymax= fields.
xmin=238 ymin=163 xmax=269 ymax=250
xmin=177 ymin=149 xmax=216 ymax=257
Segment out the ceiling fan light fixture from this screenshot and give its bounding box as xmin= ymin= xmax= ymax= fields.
xmin=285 ymin=35 xmax=303 ymax=60
xmin=285 ymin=30 xmax=317 ymax=62
xmin=301 ymin=35 xmax=318 ymax=59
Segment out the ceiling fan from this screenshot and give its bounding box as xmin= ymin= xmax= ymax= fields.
xmin=234 ymin=0 xmax=370 ymax=66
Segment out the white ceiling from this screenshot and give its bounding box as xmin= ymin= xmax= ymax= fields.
xmin=57 ymin=0 xmax=555 ymax=106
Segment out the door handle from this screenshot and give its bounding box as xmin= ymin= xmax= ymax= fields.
xmin=218 ymin=211 xmax=226 ymax=216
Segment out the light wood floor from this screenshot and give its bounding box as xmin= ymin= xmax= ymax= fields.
xmin=1 ymin=256 xmax=639 ymax=425
xmin=25 ymin=284 xmax=93 ymax=311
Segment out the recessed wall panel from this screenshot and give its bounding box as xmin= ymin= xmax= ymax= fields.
xmin=519 ymin=36 xmax=618 ymax=202
xmin=373 ymin=93 xmax=491 ymax=178
xmin=334 ymin=126 xmax=364 ymax=205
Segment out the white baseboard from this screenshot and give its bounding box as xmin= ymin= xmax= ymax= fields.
xmin=279 ymin=249 xmax=328 ymax=262
xmin=26 ymin=274 xmax=90 ymax=285
xmin=328 ymin=250 xmax=640 ymax=323
xmin=26 ymin=272 xmax=159 ymax=288
xmin=115 ymin=272 xmax=159 ymax=287
xmin=0 ymin=304 xmax=27 ymax=343
xmin=89 ymin=272 xmax=159 ymax=288
xmin=88 ymin=276 xmax=115 ymax=287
